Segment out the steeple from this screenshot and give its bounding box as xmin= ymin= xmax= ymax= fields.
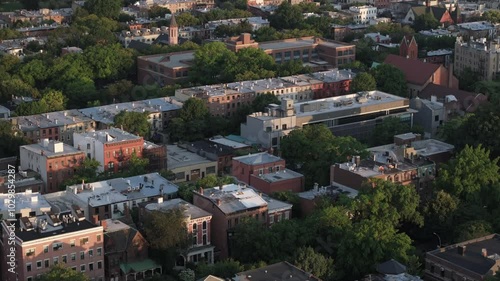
xmin=169 ymin=13 xmax=178 ymax=45
xmin=169 ymin=13 xmax=178 ymax=28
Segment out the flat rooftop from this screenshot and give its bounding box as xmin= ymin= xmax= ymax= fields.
xmin=427 ymin=49 xmax=453 ymax=56
xmin=259 ymin=37 xmax=349 ymax=51
xmin=21 ymin=140 xmax=83 ymax=158
xmin=102 ymin=218 xmax=133 ymax=233
xmin=209 ymin=136 xmax=250 ymax=149
xmin=0 ymin=190 xmax=51 ymax=215
xmin=167 ymin=145 xmax=216 ymax=170
xmin=457 ymin=21 xmax=496 ymax=31
xmin=259 ymin=192 xmax=293 ymax=213
xmin=12 ymin=109 xmax=94 ymax=131
xmin=428 ymin=234 xmax=500 ymax=276
xmin=79 ymin=97 xmax=182 ymax=125
xmin=309 ymin=69 xmax=355 ymax=83
xmin=253 ymin=169 xmax=303 ymax=183
xmin=236 ymin=261 xmax=321 ymax=281
xmin=139 ymin=51 xmax=195 ymax=69
xmin=76 ymin=127 xmax=142 ymax=143
xmin=410 ymin=139 xmax=455 ymax=156
xmin=65 ymin=173 xmax=178 ymax=207
xmin=233 ymin=152 xmax=282 ymax=166
xmin=295 ymin=91 xmax=408 ymax=117
xmin=298 ymin=182 xmax=359 ymax=200
xmin=145 ymin=198 xmax=212 ymax=219
xmin=199 ymin=184 xmax=267 ymax=214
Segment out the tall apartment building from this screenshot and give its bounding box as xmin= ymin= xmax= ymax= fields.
xmin=349 ymin=5 xmax=378 ymax=24
xmin=231 ymin=152 xmax=305 ymax=194
xmin=240 ymin=91 xmax=414 ymax=148
xmin=141 ymin=198 xmax=215 ymax=266
xmin=0 ymin=206 xmax=104 ymax=281
xmin=193 ymin=184 xmax=292 ymax=259
xmin=73 ymin=128 xmax=145 ymax=174
xmin=174 ymin=69 xmax=356 ymax=117
xmin=20 ymin=139 xmax=86 ymax=193
xmin=137 ymin=35 xmax=355 ymax=86
xmin=454 ymin=37 xmax=500 ymax=81
xmin=11 ymin=110 xmax=96 ymax=145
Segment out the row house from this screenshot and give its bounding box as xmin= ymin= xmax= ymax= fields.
xmin=20 ymin=139 xmax=85 ymax=193
xmin=0 ymin=205 xmax=104 ymax=281
xmin=0 ymin=8 xmax=72 ymax=25
xmin=11 ymin=110 xmax=96 ymax=145
xmin=166 ymin=144 xmax=218 ymax=183
xmin=193 ymin=184 xmax=292 ymax=259
xmin=186 ymin=140 xmax=235 ymax=175
xmin=0 ymin=170 xmax=44 ymax=193
xmin=140 ymin=198 xmax=215 ymax=267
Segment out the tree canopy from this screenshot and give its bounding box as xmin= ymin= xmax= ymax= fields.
xmin=84 ymin=0 xmax=122 ymax=19
xmin=371 ymin=64 xmax=408 ymax=97
xmin=113 ymin=111 xmax=151 ymax=138
xmin=351 ymin=72 xmax=376 ymax=93
xmin=38 ymin=264 xmax=89 ymax=281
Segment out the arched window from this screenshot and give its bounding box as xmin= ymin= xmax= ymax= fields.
xmin=202 ymin=221 xmax=207 ymax=230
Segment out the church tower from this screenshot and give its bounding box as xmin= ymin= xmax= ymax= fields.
xmin=169 ymin=13 xmax=178 ymax=45
xmin=400 ymin=35 xmax=418 ymax=60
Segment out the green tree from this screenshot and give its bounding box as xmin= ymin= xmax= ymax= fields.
xmin=370 ymin=117 xmax=414 ymax=146
xmin=424 ymin=190 xmax=460 ymax=241
xmin=84 ymin=44 xmax=135 ymax=81
xmin=0 ymin=120 xmax=29 ymax=158
xmin=276 ymin=59 xmax=311 ymax=77
xmin=0 ymin=78 xmax=40 ymax=103
xmin=371 ymin=64 xmax=408 ymax=97
xmin=436 ymin=145 xmax=500 ymax=202
xmin=178 ymin=268 xmax=195 ymax=281
xmin=0 ymin=28 xmax=21 ymax=40
xmin=413 ymin=13 xmax=439 ymax=32
xmin=84 ymin=0 xmax=122 ymax=19
xmin=144 ymin=209 xmax=190 ymax=250
xmin=75 ymin=158 xmax=101 ymax=181
xmin=38 ymin=264 xmax=89 ymax=281
xmin=251 ymin=93 xmax=281 ymax=112
xmin=20 ymin=0 xmax=40 ymax=10
xmin=454 ymin=220 xmax=494 ymax=243
xmin=19 ymin=59 xmax=49 ymax=87
xmin=40 ymin=89 xmax=67 ymax=112
xmin=269 ymin=2 xmax=304 ymax=30
xmin=114 ymin=111 xmax=151 ymax=138
xmin=459 ymin=106 xmax=500 ymax=159
xmin=351 ymin=72 xmax=376 ymax=93
xmin=175 ymin=12 xmax=200 ymax=27
xmin=72 ymin=14 xmax=120 ymax=47
xmin=149 ymin=4 xmax=171 ymax=18
xmin=169 ymin=98 xmax=212 ymax=142
xmin=196 ymin=259 xmax=244 ymax=279
xmin=482 ymin=10 xmax=500 ymax=23
xmin=227 ymin=47 xmax=276 ymax=81
xmin=64 ymin=77 xmax=98 ymax=109
xmin=190 ymin=42 xmax=236 ymax=84
xmin=458 ymin=67 xmax=481 ymax=92
xmin=124 ymin=152 xmax=149 ymax=176
xmin=293 ymin=247 xmax=335 ymax=280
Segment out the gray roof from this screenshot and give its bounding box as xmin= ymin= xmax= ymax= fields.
xmin=199 ymin=184 xmax=268 ymax=215
xmin=376 ymin=259 xmax=407 ymax=275
xmin=233 ymin=152 xmax=282 ymax=165
xmin=145 ymin=198 xmax=212 ymax=219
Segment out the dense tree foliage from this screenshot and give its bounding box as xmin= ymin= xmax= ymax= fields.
xmin=351 ymin=72 xmax=376 ymax=93
xmin=482 ymin=10 xmax=500 ymax=23
xmin=280 ymin=124 xmax=368 ymax=187
xmin=413 ymin=13 xmax=439 ymax=32
xmin=149 ymin=4 xmax=171 ymax=18
xmin=114 ymin=111 xmax=151 ymax=138
xmin=370 ymin=117 xmax=423 ymax=146
xmin=293 ymin=247 xmax=335 ymax=280
xmin=0 ymin=120 xmax=29 ymax=158
xmin=84 ymin=0 xmax=122 ymax=19
xmin=366 ymin=23 xmax=415 ymax=43
xmin=196 ymin=259 xmax=244 ymax=279
xmin=371 ymin=64 xmax=408 ymax=97
xmin=38 ymin=264 xmax=89 ymax=281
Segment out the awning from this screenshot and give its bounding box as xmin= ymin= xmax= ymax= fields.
xmin=120 ymin=259 xmax=161 ymax=274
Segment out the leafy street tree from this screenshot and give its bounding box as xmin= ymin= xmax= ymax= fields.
xmin=351 ymin=72 xmax=376 ymax=93
xmin=293 ymin=247 xmax=335 ymax=280
xmin=168 ymin=98 xmax=211 ymax=142
xmin=413 ymin=13 xmax=439 ymax=32
xmin=0 ymin=120 xmax=29 ymax=158
xmin=435 ymin=145 xmax=500 ymax=202
xmin=459 ymin=106 xmax=500 ymax=159
xmin=371 ymin=64 xmax=408 ymax=97
xmin=149 ymin=4 xmax=171 ymax=18
xmin=228 ymin=47 xmax=276 ymax=81
xmin=190 ymin=42 xmax=236 ymax=84
xmin=38 ymin=264 xmax=89 ymax=281
xmin=175 ymin=12 xmax=200 ymax=27
xmin=269 ymin=2 xmax=304 ymax=30
xmin=424 ymin=190 xmax=459 ymax=241
xmin=0 ymin=78 xmax=40 ymax=103
xmin=280 ymin=124 xmax=368 ymax=187
xmin=84 ymin=0 xmax=122 ymax=19
xmin=114 ymin=111 xmax=151 ymax=138
xmin=370 ymin=117 xmax=417 ymax=146
xmin=125 ymin=152 xmax=149 ymax=176
xmin=454 ymin=220 xmax=494 ymax=243
xmin=83 ymin=44 xmax=135 ymax=82
xmin=15 ymin=89 xmax=67 ymax=116
xmin=458 ymin=67 xmax=481 ymax=92
xmin=196 ymin=259 xmax=244 ymax=279
xmin=482 ymin=10 xmax=500 ymax=23
xmin=251 ymin=93 xmax=281 ymax=112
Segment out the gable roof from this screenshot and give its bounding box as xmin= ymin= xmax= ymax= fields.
xmin=384 ymin=54 xmax=440 ymax=86
xmin=411 ymin=6 xmax=449 ymax=20
xmin=104 ymin=226 xmax=147 ymax=254
xmin=419 ymin=83 xmax=488 ymax=112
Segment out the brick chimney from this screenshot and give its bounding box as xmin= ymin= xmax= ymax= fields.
xmin=92 ymin=215 xmax=99 ymax=225
xmin=101 ymin=219 xmax=107 ymax=230
xmin=482 ymin=248 xmax=488 ymax=257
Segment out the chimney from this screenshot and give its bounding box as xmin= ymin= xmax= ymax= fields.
xmin=482 ymin=248 xmax=487 ymax=257
xmin=199 ymin=187 xmax=204 ymax=194
xmin=101 ymin=220 xmax=107 ymax=230
xmin=458 ymin=245 xmax=466 ymax=256
xmin=92 ymin=214 xmax=99 ymax=225
xmin=216 ymin=199 xmax=221 ymax=206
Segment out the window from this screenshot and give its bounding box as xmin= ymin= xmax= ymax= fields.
xmin=81 ymin=264 xmax=85 ymax=272
xmin=53 ymin=242 xmax=63 ymax=251
xmin=89 ymin=263 xmax=94 ymax=271
xmin=97 ymin=248 xmax=102 ymax=256
xmin=258 ymin=169 xmax=263 ymax=175
xmin=202 ymin=221 xmax=207 ymax=229
xmin=97 ymin=261 xmax=102 ymax=269
xmin=87 ymin=143 xmax=91 ymax=150
xmin=71 ymin=253 xmax=76 ymax=261
xmin=72 ymin=267 xmax=77 ymax=271
xmin=203 ymin=234 xmax=207 ymax=245
xmin=434 ymin=115 xmax=439 ymax=122
xmin=62 ymin=255 xmax=67 ymax=263
xmin=70 ymin=240 xmax=75 ymax=247
xmin=97 ymin=234 xmax=101 ymax=242
xmin=27 ymin=263 xmax=32 ymax=272
xmin=27 ymin=277 xmax=33 ymax=281
xmin=268 ymin=167 xmax=273 ymax=173
xmin=44 ymin=259 xmax=50 ymax=268
xmin=80 ymin=237 xmax=89 ymax=245
xmin=80 ymin=251 xmax=85 ymax=260
xmin=89 ymin=249 xmax=93 ymax=257
xmin=36 ymin=261 xmax=42 ymax=269
xmin=26 ymin=248 xmax=35 ymax=256
xmin=276 ymin=166 xmax=280 ymax=171
xmin=108 ymin=162 xmax=114 ymax=169
xmin=53 ymin=257 xmax=59 ymax=265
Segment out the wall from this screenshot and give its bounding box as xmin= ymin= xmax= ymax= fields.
xmin=231 ymin=158 xmax=286 ymax=185
xmin=170 ymin=161 xmax=218 ymax=183
xmin=249 ymin=174 xmax=304 ymax=194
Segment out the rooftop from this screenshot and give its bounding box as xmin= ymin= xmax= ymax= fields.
xmin=233 ymin=152 xmax=282 ymax=166
xmin=78 ymin=97 xmax=182 ymax=125
xmin=426 ymin=49 xmax=453 ymax=56
xmin=0 ymin=189 xmax=51 ymax=215
xmin=259 ymin=37 xmax=349 ymax=51
xmin=428 ymin=234 xmax=500 ymax=276
xmin=198 ymin=184 xmax=267 ymax=214
xmin=21 ymin=139 xmax=83 ymax=158
xmin=294 ymin=91 xmax=408 ymax=117
xmin=187 ymin=140 xmax=234 ymax=156
xmin=384 ymin=54 xmax=440 ymax=86
xmin=410 ymin=139 xmax=455 ymax=156
xmin=65 ymin=173 xmax=178 ymax=207
xmin=208 ymin=136 xmax=250 ymax=149
xmin=0 ymin=169 xmax=43 ymax=189
xmin=75 ymin=127 xmax=142 ymax=143
xmin=235 ymin=261 xmax=321 ymax=281
xmin=167 ymin=145 xmax=216 ymax=170
xmin=253 ymin=169 xmax=303 ymax=183
xmin=298 ymin=183 xmax=359 ymax=200
xmin=12 ymin=109 xmax=94 ymax=131
xmin=419 ymin=83 xmax=488 ymax=112
xmin=138 ymin=51 xmax=195 ymax=69
xmin=457 ymin=21 xmax=496 ymax=31
xmin=144 ymin=198 xmax=212 ymax=219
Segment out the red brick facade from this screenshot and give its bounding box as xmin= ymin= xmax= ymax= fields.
xmin=103 ymin=139 xmax=144 ymax=174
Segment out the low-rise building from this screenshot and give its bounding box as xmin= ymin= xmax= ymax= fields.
xmin=349 ymin=5 xmax=377 ymax=24
xmin=142 ymin=141 xmax=167 ymax=172
xmin=232 ymin=152 xmax=304 ymax=194
xmin=205 ymin=17 xmax=269 ymax=38
xmin=410 ymin=97 xmax=445 ymax=138
xmin=61 ymin=46 xmax=83 ymax=55
xmin=298 ymin=183 xmax=358 ymax=216
xmin=0 ymin=208 xmax=104 ymax=281
xmin=0 ymin=170 xmax=44 ymax=193
xmin=166 ymin=144 xmax=218 ymax=183
xmin=364 ymin=32 xmax=392 ymax=44
xmin=456 ymin=21 xmax=497 ymax=40
xmin=0 ymin=105 xmax=10 ymax=119
xmin=0 ymin=189 xmax=50 ymax=219
xmin=141 ymin=198 xmax=215 ymax=266
xmin=425 ymin=234 xmax=500 ymax=281
xmin=425 ymin=49 xmax=453 ymax=66
xmin=20 ymin=139 xmax=86 ymax=193
xmin=193 ymin=184 xmax=291 ymax=259
xmin=186 ymin=140 xmax=235 ymax=175
xmin=73 ymin=128 xmax=145 ymax=174
xmin=241 ymin=91 xmax=414 ymax=148
xmin=0 ymin=8 xmax=72 ymax=25
xmin=234 ymin=261 xmax=322 ymax=281
xmin=103 ymin=219 xmax=161 ymax=281
xmin=48 ymin=173 xmax=178 ymax=223
xmin=11 ymin=110 xmax=96 ymax=145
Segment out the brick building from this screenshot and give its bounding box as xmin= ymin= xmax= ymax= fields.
xmin=20 ymin=139 xmax=85 ymax=193
xmin=103 ymin=219 xmax=161 ymax=281
xmin=232 ymin=152 xmax=304 ymax=194
xmin=298 ymin=183 xmax=358 ymax=217
xmin=425 ymin=234 xmax=500 ymax=281
xmin=0 ymin=207 xmax=104 ymax=281
xmin=186 ymin=140 xmax=235 ymax=175
xmin=193 ymin=184 xmax=292 ymax=259
xmin=142 ymin=141 xmax=167 ymax=172
xmin=400 ymin=35 xmax=418 ymax=60
xmin=0 ymin=170 xmax=44 ymax=193
xmin=73 ymin=128 xmax=145 ymax=174
xmin=141 ymin=198 xmax=215 ymax=267
xmin=0 ymin=8 xmax=72 ymax=25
